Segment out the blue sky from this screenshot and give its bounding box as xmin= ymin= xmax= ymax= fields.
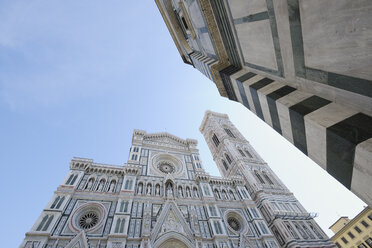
xmin=0 ymin=1 xmax=365 ymax=246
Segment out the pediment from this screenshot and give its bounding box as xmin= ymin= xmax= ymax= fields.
xmin=143 ymin=133 xmax=188 ymax=148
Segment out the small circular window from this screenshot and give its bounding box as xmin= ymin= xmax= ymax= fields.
xmin=227 ymin=217 xmax=241 ymax=231
xmin=158 ymin=161 xmax=175 ymax=174
xmin=79 ymin=211 xmax=99 ymax=229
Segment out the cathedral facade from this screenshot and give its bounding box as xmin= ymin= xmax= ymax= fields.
xmin=21 ymin=111 xmax=334 ymax=248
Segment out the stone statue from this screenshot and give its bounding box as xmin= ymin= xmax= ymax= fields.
xmin=193 ymin=188 xmax=199 ymax=198
xmin=167 ymin=184 xmax=173 ymax=197
xmin=138 ymin=183 xmax=143 ymax=194
xmin=109 ymin=181 xmax=115 ymax=192
xmin=85 ymin=179 xmax=93 ymax=190
xmin=178 ymin=187 xmax=183 ymax=197
xmin=155 ymin=185 xmax=160 ymax=196
xmin=98 ymin=180 xmax=104 ymax=191
xmin=146 ymin=184 xmax=152 ymax=195
xmin=186 ymin=187 xmax=191 ymax=197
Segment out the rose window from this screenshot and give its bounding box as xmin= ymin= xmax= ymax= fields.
xmin=227 ymin=217 xmax=241 ymax=231
xmin=158 ymin=162 xmax=175 ymax=174
xmin=70 ymin=202 xmax=106 ymax=232
xmin=78 ymin=211 xmax=99 ymax=229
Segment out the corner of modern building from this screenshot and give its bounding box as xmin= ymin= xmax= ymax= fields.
xmin=155 ymin=0 xmax=372 ymax=207
xmin=329 ymin=207 xmax=372 ymax=248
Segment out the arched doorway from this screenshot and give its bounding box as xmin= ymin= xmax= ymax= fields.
xmin=158 ymin=239 xmax=188 ymax=248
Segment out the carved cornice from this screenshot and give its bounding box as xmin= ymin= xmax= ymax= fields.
xmin=198 ymin=0 xmax=231 ymax=97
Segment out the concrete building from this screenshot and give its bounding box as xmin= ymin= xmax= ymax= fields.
xmin=155 ymin=0 xmax=372 ymax=206
xmin=330 ymin=207 xmax=372 ymax=248
xmin=21 ymin=111 xmax=334 ymax=248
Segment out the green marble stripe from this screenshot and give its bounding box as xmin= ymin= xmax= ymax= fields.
xmin=326 ymin=113 xmax=372 ymax=189
xmin=233 ymin=11 xmax=269 ymax=25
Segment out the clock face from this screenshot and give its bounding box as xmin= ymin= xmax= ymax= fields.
xmin=158 ymin=162 xmax=175 ymax=174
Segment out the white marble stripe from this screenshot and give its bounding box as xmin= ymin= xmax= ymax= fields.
xmin=304 ymin=103 xmax=358 ymax=170
xmin=351 ymin=138 xmax=372 ymax=206
xmin=276 ymin=90 xmax=312 ymax=144
xmin=229 ymin=70 xmax=251 ymax=105
xmin=257 ymin=81 xmax=284 ymax=127
xmin=242 ymin=75 xmax=264 ymax=115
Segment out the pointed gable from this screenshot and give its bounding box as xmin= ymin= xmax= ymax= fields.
xmin=65 ymin=231 xmax=89 ymax=248
xmin=143 ymin=133 xmax=189 ymax=150
xmin=151 ymin=200 xmax=193 ymax=244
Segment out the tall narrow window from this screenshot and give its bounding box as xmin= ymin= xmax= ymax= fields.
xmin=125 ymin=179 xmax=133 ymax=190
xmin=224 ymin=128 xmax=236 ymax=138
xmin=115 ymin=218 xmax=121 ymax=233
xmin=361 ymin=220 xmax=369 ymax=228
xmin=238 ymin=149 xmax=246 ymax=157
xmin=355 ymin=226 xmax=362 ymax=233
xmin=42 ymin=215 xmax=54 ymax=231
xmin=119 ymin=218 xmax=125 ymax=233
xmin=263 ymin=172 xmax=274 ymax=185
xmin=225 ymin=154 xmax=232 ymax=164
xmin=258 ymin=222 xmax=269 ymax=234
xmin=56 ymin=196 xmax=65 ymax=209
xmin=181 ymin=16 xmax=189 ymax=30
xmin=70 ymin=174 xmax=78 ymax=185
xmin=36 ymin=215 xmax=48 ymax=231
xmin=255 ymin=170 xmax=265 ymax=184
xmin=214 ymin=221 xmax=223 ymax=234
xmin=51 ymin=196 xmax=60 ymax=209
xmin=250 ymin=208 xmax=260 ymax=218
xmin=65 ymin=174 xmax=74 ymax=185
xmin=212 ymin=134 xmax=220 ymax=147
xmin=209 ymin=206 xmax=217 ymax=216
xmin=222 ymin=160 xmax=228 ymax=171
xmin=341 ymin=237 xmax=348 ymax=244
xmin=245 ymin=150 xmax=253 ymax=158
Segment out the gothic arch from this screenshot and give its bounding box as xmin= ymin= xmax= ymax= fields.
xmin=154 ymin=232 xmax=193 ymax=248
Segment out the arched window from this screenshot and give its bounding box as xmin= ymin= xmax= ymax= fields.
xmin=229 ymin=190 xmax=236 ymax=200
xmin=212 ymin=134 xmax=220 ymax=147
xmin=222 ymin=160 xmax=229 ymax=170
xmin=225 ymin=154 xmax=232 ymax=164
xmin=245 ymin=150 xmax=253 ymax=158
xmin=178 ymin=186 xmax=183 ymax=197
xmin=214 ymin=189 xmax=221 ymax=199
xmin=254 ymin=170 xmax=265 ymax=184
xmin=125 ymin=179 xmax=133 ymax=190
xmin=308 ymin=222 xmax=323 ymax=239
xmin=238 ymin=149 xmax=246 ymax=157
xmin=109 ymin=180 xmax=116 ymax=192
xmin=36 ymin=215 xmax=48 ymax=231
xmin=70 ymin=174 xmax=78 ymax=185
xmin=65 ymin=175 xmax=74 ymax=185
xmin=224 ymin=128 xmax=236 ymax=138
xmin=56 ymin=196 xmax=65 ymax=209
xmin=115 ymin=218 xmax=125 ymax=233
xmin=119 ymin=201 xmax=129 ymax=212
xmin=263 ymin=171 xmax=274 ymax=185
xmin=85 ymin=178 xmax=95 ymax=190
xmin=43 ymin=215 xmax=54 ymax=231
xmin=97 ymin=179 xmax=106 ymax=191
xmin=51 ymin=196 xmax=60 ymax=209
xmin=222 ymin=189 xmax=228 ymax=200
xmin=193 ymin=187 xmax=199 ymax=198
xmin=213 ymin=221 xmax=223 ymax=234
xmin=186 ymin=186 xmax=191 ymax=197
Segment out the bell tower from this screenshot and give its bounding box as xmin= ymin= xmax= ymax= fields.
xmin=200 ymin=111 xmax=334 ymax=248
